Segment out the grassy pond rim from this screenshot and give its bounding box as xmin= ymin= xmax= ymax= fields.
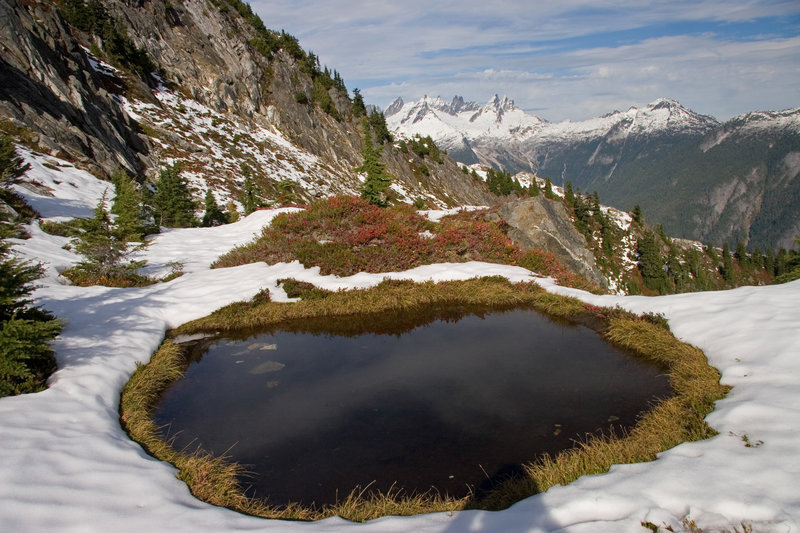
xmin=119 ymin=277 xmax=731 ymax=522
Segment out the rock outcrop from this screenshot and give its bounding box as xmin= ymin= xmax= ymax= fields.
xmin=490 ymin=196 xmax=608 ymax=288
xmin=0 ymin=1 xmax=152 ymax=177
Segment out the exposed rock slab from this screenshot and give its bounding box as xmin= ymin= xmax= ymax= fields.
xmin=493 ymin=196 xmax=607 ymax=288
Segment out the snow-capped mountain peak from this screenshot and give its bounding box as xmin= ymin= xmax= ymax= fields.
xmin=726 ymin=107 xmax=800 ymax=133
xmin=470 ymin=94 xmax=521 ymax=124
xmin=449 ymin=95 xmax=481 ymax=114
xmin=634 ymin=98 xmax=720 ymax=133
xmin=384 ymin=97 xmax=405 ymax=117
xmin=487 ymin=94 xmax=516 ymax=112
xmin=386 ymin=94 xmax=546 ymax=147
xmin=387 ymin=94 xmax=724 ymax=153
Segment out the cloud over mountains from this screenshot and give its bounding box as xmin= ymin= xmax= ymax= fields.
xmin=251 ymin=0 xmax=800 ymax=121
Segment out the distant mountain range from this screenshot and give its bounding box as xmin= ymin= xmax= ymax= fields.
xmin=386 ymin=96 xmax=800 ymax=250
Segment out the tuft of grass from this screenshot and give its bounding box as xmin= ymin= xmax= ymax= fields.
xmin=62 ymin=265 xmax=154 ymax=287
xmin=63 ymin=261 xmax=184 ymax=288
xmin=325 ymin=483 xmax=466 ymax=523
xmin=642 ymin=516 xmax=754 ymax=532
xmin=278 ymin=278 xmax=332 ymax=300
xmin=179 ymin=277 xmax=550 ymax=336
xmin=125 ymin=277 xmax=729 ymax=521
xmin=39 ymin=219 xmax=83 ymax=238
xmin=518 ymin=248 xmax=602 ymax=293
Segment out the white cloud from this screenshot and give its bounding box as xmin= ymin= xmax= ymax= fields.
xmin=249 ymin=1 xmax=800 ymax=121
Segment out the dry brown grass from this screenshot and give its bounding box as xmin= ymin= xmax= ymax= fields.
xmin=177 ymin=277 xmax=550 ymax=335
xmin=122 ymin=277 xmax=730 ymax=521
xmin=328 ymin=483 xmax=467 ymax=522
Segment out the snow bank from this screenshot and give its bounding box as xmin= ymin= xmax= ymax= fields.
xmin=10 ymin=146 xmax=112 ymax=220
xmin=2 ymin=153 xmax=799 ymax=532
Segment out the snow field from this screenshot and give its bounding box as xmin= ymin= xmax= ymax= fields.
xmin=1 ymin=150 xmax=798 ymax=532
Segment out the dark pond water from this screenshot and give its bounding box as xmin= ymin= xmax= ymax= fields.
xmin=153 ymin=305 xmax=671 ymax=507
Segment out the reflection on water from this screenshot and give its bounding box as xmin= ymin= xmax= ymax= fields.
xmin=154 ymin=305 xmax=671 ymax=507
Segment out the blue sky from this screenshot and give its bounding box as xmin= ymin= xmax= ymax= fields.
xmin=250 ymin=0 xmax=800 ymax=121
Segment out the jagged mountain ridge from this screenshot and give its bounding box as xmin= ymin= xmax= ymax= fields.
xmin=387 ymin=95 xmax=800 ymax=250
xmin=387 ymin=95 xmax=546 ymax=164
xmin=0 ymin=0 xmax=493 ymax=210
xmin=387 ymin=96 xmax=717 ymax=144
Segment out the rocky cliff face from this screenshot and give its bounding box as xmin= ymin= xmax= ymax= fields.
xmin=487 ymin=196 xmax=608 ymax=289
xmin=112 ymin=0 xmax=268 ymax=117
xmin=0 ymin=0 xmax=152 ymax=177
xmin=0 ymin=0 xmax=493 ymax=209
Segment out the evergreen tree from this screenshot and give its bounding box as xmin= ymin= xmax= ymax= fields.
xmin=352 ymin=88 xmax=367 ymax=117
xmin=528 ymin=179 xmax=540 ymax=197
xmin=68 ymin=192 xmax=145 ymax=283
xmin=201 ymin=189 xmax=227 ymax=227
xmin=572 ymin=193 xmax=592 ymax=236
xmin=300 ymin=49 xmax=319 ymax=74
xmin=750 ymin=247 xmax=763 ymax=270
xmin=784 ymin=240 xmax=800 ymax=277
xmin=765 ymin=248 xmax=775 ymax=275
xmin=591 ymin=191 xmax=601 ymax=213
xmin=485 ymin=168 xmax=521 ymax=196
xmin=683 ymin=247 xmax=711 ymax=291
xmin=1 ymin=237 xmax=61 ymax=396
xmin=735 ymin=241 xmax=749 ymax=270
xmin=153 ymin=163 xmax=196 ymax=227
xmin=657 ymin=224 xmax=669 ymax=243
xmin=58 ymin=0 xmax=156 ymax=81
xmin=666 ymin=243 xmax=685 ymax=293
xmin=0 ymin=243 xmax=45 ymax=323
xmin=631 ymin=205 xmax=643 ymax=225
xmin=238 ymin=163 xmax=264 ymax=216
xmin=564 ymin=181 xmax=575 ymax=207
xmin=240 ymin=175 xmax=263 ymax=215
xmin=312 ymin=77 xmax=341 ymax=120
xmin=0 ymin=135 xmax=61 ymax=397
xmin=637 ymin=231 xmax=669 ymax=294
xmin=776 ymin=248 xmax=787 ymax=276
xmin=111 ymin=169 xmax=151 ymax=240
xmin=706 ymin=243 xmax=719 ymax=263
xmin=368 ymin=109 xmax=393 ymax=144
xmin=721 ymin=242 xmax=734 ymax=283
xmin=772 ymin=241 xmax=800 ymax=283
xmin=599 ymin=212 xmax=616 ymax=257
xmin=333 ymin=69 xmax=346 ymax=92
xmin=543 ymin=178 xmax=557 ymax=200
xmin=276 ymin=179 xmax=298 ymax=205
xmin=409 ymin=135 xmax=443 ymax=162
xmin=0 ymin=134 xmax=30 ymax=187
xmin=357 ymin=129 xmax=392 ymax=207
